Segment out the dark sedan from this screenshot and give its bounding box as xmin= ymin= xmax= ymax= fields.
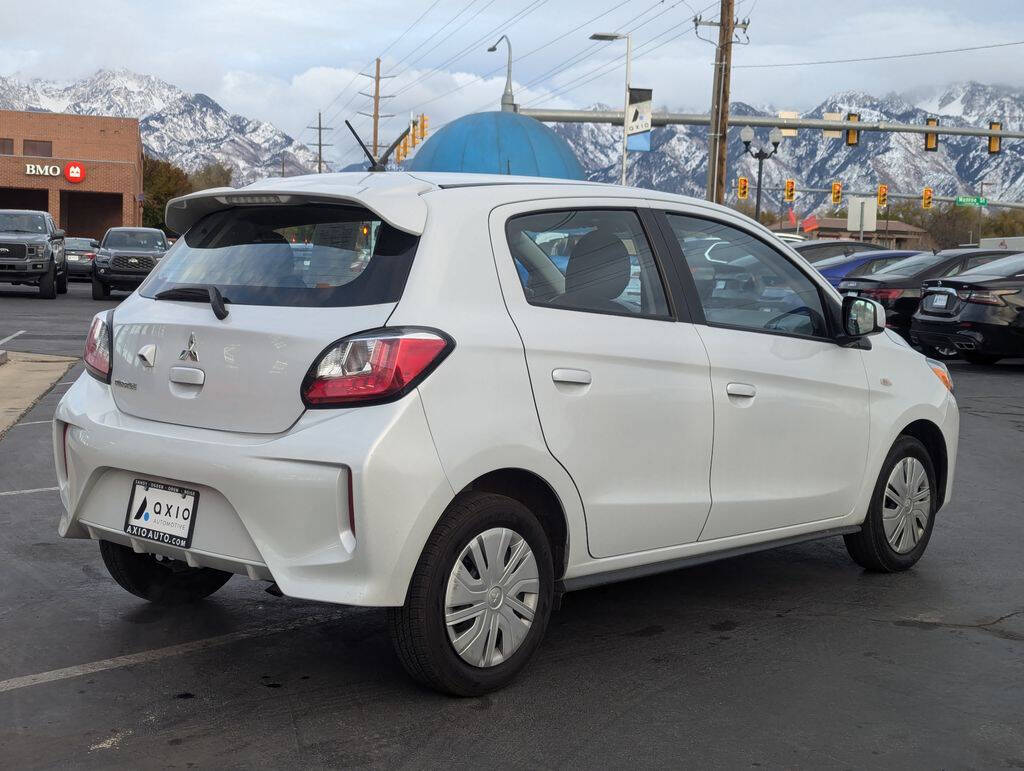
xmin=813 ymin=249 xmax=920 ymax=287
xmin=791 ymin=238 xmax=880 ymax=264
xmin=911 ymin=253 xmax=1024 ymax=364
xmin=92 ymin=227 xmax=168 ymax=299
xmin=64 ymin=236 xmax=101 ymax=279
xmin=838 ymin=248 xmax=1018 ymax=348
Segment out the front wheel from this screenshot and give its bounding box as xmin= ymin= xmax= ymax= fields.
xmin=91 ymin=275 xmax=110 ymax=300
xmin=99 ymin=540 xmax=232 ymax=604
xmin=961 ymin=352 xmax=1001 ymax=365
xmin=389 ymin=492 xmax=554 ymax=696
xmin=56 ymin=266 xmax=68 ymax=294
xmin=38 ymin=263 xmax=57 ymax=299
xmin=844 ymin=436 xmax=937 ymax=572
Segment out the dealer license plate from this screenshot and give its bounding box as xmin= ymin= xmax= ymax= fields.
xmin=931 ymin=294 xmax=949 ymax=308
xmin=123 ymin=479 xmax=199 ymax=548
xmin=68 ymin=255 xmax=80 ymax=262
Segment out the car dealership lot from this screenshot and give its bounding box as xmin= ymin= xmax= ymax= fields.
xmin=1 ymin=283 xmax=1022 ymax=766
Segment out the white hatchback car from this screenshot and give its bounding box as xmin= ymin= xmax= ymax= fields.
xmin=54 ymin=172 xmax=958 ymax=695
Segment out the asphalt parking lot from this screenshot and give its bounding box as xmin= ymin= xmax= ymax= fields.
xmin=1 ymin=281 xmax=1023 ymax=768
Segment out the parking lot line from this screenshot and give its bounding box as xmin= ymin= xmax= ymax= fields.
xmin=0 ymin=611 xmax=345 ymax=694
xmin=13 ymin=420 xmax=53 ymax=427
xmin=0 ymin=330 xmax=26 ymax=346
xmin=0 ymin=486 xmax=59 ymax=496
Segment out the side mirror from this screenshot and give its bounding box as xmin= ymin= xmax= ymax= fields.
xmin=51 ymin=229 xmax=65 ymax=239
xmin=842 ymin=295 xmax=885 ymax=338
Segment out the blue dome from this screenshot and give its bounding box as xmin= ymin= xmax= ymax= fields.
xmin=407 ymin=111 xmax=584 ymax=180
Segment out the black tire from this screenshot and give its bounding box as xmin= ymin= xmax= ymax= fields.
xmin=388 ymin=492 xmax=554 ymax=696
xmin=961 ymin=352 xmax=1001 ymax=365
xmin=92 ymin=274 xmax=110 ymax=300
xmin=844 ymin=435 xmax=937 ymax=572
xmin=38 ymin=263 xmax=57 ymax=299
xmin=99 ymin=540 xmax=232 ymax=604
xmin=919 ymin=343 xmax=958 ymax=360
xmin=56 ymin=266 xmax=68 ymax=294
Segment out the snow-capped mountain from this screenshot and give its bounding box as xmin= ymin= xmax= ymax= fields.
xmin=552 ymin=81 xmax=1024 ymax=214
xmin=0 ymin=69 xmax=316 ymax=184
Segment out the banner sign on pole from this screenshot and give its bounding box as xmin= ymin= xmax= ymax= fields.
xmin=626 ymin=87 xmax=652 ymax=152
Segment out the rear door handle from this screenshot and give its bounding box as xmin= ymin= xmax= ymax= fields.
xmin=552 ymin=368 xmax=592 ymax=385
xmin=726 ymin=382 xmax=756 ymax=398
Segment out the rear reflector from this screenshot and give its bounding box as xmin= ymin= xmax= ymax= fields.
xmin=302 ymin=328 xmax=454 ymax=408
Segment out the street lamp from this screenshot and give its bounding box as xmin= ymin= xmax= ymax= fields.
xmin=590 ymin=32 xmax=631 ymax=186
xmin=740 ymin=126 xmax=783 ymax=221
xmin=487 ymin=35 xmax=515 ymax=113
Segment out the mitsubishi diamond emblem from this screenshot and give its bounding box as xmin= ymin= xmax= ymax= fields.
xmin=179 ymin=333 xmax=199 ymax=362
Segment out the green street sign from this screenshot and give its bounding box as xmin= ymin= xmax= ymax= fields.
xmin=955 ymin=195 xmax=988 ymax=207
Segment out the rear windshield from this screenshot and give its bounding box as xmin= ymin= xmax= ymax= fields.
xmin=140 ymin=204 xmax=418 ymax=308
xmin=875 ymin=253 xmax=942 ymax=276
xmin=962 ymin=253 xmax=1024 ymax=277
xmin=104 ymin=230 xmax=167 ymax=250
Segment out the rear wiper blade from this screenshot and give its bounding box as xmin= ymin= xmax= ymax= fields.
xmin=154 ymin=284 xmax=230 ymax=320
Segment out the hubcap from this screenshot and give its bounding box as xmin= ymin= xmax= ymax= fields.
xmin=444 ymin=527 xmax=539 ymax=668
xmin=882 ymin=457 xmax=931 ymax=554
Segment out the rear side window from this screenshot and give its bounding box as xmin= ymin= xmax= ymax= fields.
xmin=505 ymin=209 xmax=670 ymax=318
xmin=848 ymin=256 xmax=906 ymax=277
xmin=141 ymin=204 xmax=418 ymax=308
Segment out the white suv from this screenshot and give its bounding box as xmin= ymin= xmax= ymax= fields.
xmin=54 ymin=172 xmax=958 ymax=695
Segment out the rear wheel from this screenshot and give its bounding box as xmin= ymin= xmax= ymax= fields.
xmin=389 ymin=492 xmax=554 ymax=696
xmin=92 ymin=275 xmax=110 ymax=300
xmin=844 ymin=436 xmax=937 ymax=572
xmin=961 ymin=352 xmax=1001 ymax=365
xmin=99 ymin=540 xmax=232 ymax=604
xmin=38 ymin=264 xmax=57 ymax=299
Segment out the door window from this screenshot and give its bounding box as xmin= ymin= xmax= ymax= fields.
xmin=505 ymin=209 xmax=670 ymax=318
xmin=665 ymin=214 xmax=828 ymax=338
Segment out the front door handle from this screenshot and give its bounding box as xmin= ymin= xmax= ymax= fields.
xmin=726 ymin=382 xmax=756 ymax=398
xmin=552 ymin=368 xmax=592 ymax=385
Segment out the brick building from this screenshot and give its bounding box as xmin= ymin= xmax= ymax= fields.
xmin=0 ymin=110 xmax=143 ymax=238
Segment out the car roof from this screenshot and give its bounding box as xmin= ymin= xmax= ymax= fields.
xmin=105 ymin=226 xmax=164 ymax=233
xmin=166 ymin=171 xmax=721 ymax=236
xmin=794 ymin=239 xmax=875 ymax=249
xmin=0 ymin=209 xmax=48 ymax=216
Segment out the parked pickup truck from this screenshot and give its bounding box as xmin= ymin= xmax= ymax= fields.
xmin=0 ymin=209 xmax=67 ymax=299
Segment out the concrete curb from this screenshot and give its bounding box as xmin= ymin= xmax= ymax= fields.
xmin=0 ymin=349 xmax=8 ymax=366
xmin=0 ymin=352 xmax=77 ymax=441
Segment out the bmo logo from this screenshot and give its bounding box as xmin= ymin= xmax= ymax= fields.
xmin=24 ymin=162 xmax=86 ymax=183
xmin=64 ymin=162 xmax=85 ymax=183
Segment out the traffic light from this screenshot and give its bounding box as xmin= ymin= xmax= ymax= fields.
xmin=989 ymin=121 xmax=1002 ymax=154
xmin=877 ymin=183 xmax=889 ymax=208
xmin=845 ymin=113 xmax=860 ymax=146
xmin=410 ymin=117 xmax=419 ymax=148
xmin=924 ymin=117 xmax=939 ymax=152
xmin=419 ymin=114 xmax=428 ymax=142
xmin=737 ymin=176 xmax=749 ymax=200
xmin=922 ymin=187 xmax=933 ymax=210
xmin=784 ymin=178 xmax=795 ymax=203
xmin=831 ymin=181 xmax=842 ymax=206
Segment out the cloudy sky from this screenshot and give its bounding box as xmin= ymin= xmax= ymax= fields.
xmin=3 ymin=0 xmax=1023 ymax=166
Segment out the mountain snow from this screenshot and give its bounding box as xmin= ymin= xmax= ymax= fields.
xmin=0 ymin=69 xmax=316 ymax=184
xmin=551 ymin=81 xmax=1024 ymax=214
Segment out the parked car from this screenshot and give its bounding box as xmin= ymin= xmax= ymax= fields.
xmin=0 ymin=208 xmax=68 ymax=298
xmin=64 ymin=237 xmax=101 ymax=279
xmin=838 ymin=248 xmax=1018 ymax=352
xmin=55 ymin=173 xmax=959 ymax=696
xmin=92 ymin=227 xmax=169 ymax=300
xmin=911 ymin=252 xmax=1024 ymax=364
xmin=792 ymin=238 xmax=880 ymax=264
xmin=813 ymin=249 xmax=921 ymax=287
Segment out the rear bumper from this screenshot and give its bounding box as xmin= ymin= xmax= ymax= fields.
xmin=66 ymin=260 xmax=93 ymax=277
xmin=53 ymin=375 xmax=455 ymax=607
xmin=911 ymin=318 xmax=1024 ymax=356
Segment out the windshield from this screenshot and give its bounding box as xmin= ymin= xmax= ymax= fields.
xmin=140 ymin=204 xmax=419 ymax=308
xmin=0 ymin=212 xmax=46 ymax=233
xmin=875 ymin=253 xmax=943 ymax=276
xmin=65 ymin=237 xmax=94 ymax=250
xmin=962 ymin=252 xmax=1024 ymax=277
xmin=103 ymin=230 xmax=167 ymax=250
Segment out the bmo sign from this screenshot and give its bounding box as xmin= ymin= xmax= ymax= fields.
xmin=25 ymin=162 xmax=86 ymax=184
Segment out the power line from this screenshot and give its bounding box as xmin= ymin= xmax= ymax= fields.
xmin=734 ymin=39 xmax=1024 ymax=69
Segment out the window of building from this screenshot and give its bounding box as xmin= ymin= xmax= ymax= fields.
xmin=0 ymin=138 xmax=13 ymax=155
xmin=23 ymin=140 xmax=53 ymax=157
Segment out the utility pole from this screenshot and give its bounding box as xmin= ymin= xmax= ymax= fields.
xmin=305 ymin=112 xmax=333 ymax=173
xmin=359 ymin=57 xmax=395 ymax=158
xmin=695 ymin=2 xmax=749 ymax=204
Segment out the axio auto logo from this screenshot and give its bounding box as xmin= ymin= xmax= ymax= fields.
xmin=64 ymin=162 xmax=85 ymax=183
xmin=25 ymin=163 xmax=61 ymax=177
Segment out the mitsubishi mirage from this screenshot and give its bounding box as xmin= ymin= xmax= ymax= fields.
xmin=54 ymin=172 xmax=959 ymax=696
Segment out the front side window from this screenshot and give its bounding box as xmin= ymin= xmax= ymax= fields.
xmin=141 ymin=204 xmax=418 ymax=308
xmin=505 ymin=209 xmax=670 ymax=318
xmin=665 ymin=214 xmax=828 ymax=338
xmin=23 ymin=139 xmax=52 ymax=157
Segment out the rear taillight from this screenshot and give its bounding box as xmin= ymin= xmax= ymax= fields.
xmin=863 ymin=288 xmax=904 ymax=303
xmin=84 ymin=252 xmax=96 ymax=260
xmin=301 ymin=328 xmax=454 ymax=408
xmin=958 ymin=289 xmax=1019 ymax=306
xmin=84 ymin=313 xmax=113 ymax=383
